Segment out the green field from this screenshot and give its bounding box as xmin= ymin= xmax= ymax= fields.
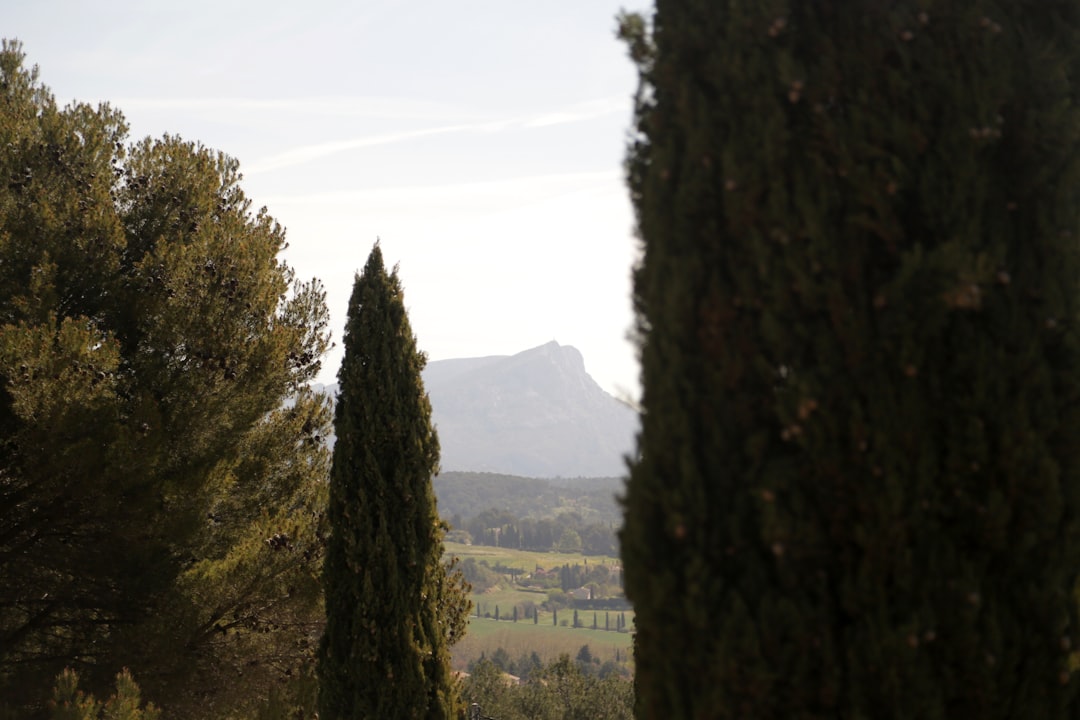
xmin=452 ymin=616 xmax=634 ymax=672
xmin=471 ymin=586 xmax=545 ymax=614
xmin=445 ymin=541 xmax=624 ymax=573
xmin=443 ymin=542 xmax=635 ymax=671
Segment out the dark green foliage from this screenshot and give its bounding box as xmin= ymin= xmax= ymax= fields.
xmin=317 ymin=245 xmax=470 ymax=719
xmin=435 ymin=472 xmax=623 ymax=526
xmin=253 ymin=666 xmax=320 ymax=720
xmin=465 ymin=648 xmax=550 ymax=682
xmin=619 ymin=2 xmax=1080 ymax=718
xmin=437 ymin=471 xmax=622 ymax=555
xmin=462 ymin=655 xmax=633 ymax=720
xmin=0 ymin=41 xmax=332 ymax=716
xmin=459 ymin=558 xmax=503 ymax=593
xmin=576 ymin=645 xmax=593 ymax=667
xmin=452 ymin=504 xmax=618 ymax=556
xmin=48 ymin=669 xmax=160 ymax=720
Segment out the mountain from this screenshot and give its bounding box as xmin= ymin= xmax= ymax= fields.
xmin=315 ymin=341 xmax=638 ymax=478
xmin=423 ymin=341 xmax=637 ymax=477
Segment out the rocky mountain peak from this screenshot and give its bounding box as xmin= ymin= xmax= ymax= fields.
xmin=422 ymin=342 xmax=636 ymax=478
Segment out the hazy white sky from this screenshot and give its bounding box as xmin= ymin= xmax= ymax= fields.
xmin=8 ymin=0 xmax=647 ymax=397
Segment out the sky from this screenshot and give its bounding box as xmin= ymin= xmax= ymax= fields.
xmin=7 ymin=0 xmax=648 ymax=398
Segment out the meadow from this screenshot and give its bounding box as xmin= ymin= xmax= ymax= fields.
xmin=443 ymin=542 xmax=635 ymax=671
xmin=452 ymin=617 xmax=633 ymax=672
xmin=445 ymin=541 xmax=624 ymax=572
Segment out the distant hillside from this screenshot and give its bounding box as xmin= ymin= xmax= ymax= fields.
xmin=422 ymin=341 xmax=638 ymax=478
xmin=433 ymin=471 xmax=624 ymax=526
xmin=316 ymin=341 xmax=638 ymax=478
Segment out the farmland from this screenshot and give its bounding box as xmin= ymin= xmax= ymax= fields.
xmin=445 ymin=541 xmax=622 ymax=571
xmin=443 ymin=542 xmax=635 ymax=671
xmin=452 ymin=617 xmax=633 ymax=672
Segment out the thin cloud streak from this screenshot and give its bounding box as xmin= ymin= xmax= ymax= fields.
xmin=522 ymin=97 xmax=628 ymax=128
xmin=110 ymin=95 xmax=482 ymax=121
xmin=260 ymin=169 xmax=622 ymax=208
xmin=244 ymin=121 xmax=511 ymax=175
xmin=242 ymin=97 xmax=629 ymax=176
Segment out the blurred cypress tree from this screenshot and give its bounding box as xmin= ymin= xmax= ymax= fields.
xmin=619 ymin=2 xmax=1080 ymax=717
xmin=317 ymin=245 xmax=469 ymax=719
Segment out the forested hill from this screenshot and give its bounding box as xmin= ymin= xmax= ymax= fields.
xmin=433 ymin=471 xmax=624 ymax=526
xmin=434 ymin=471 xmax=624 ymax=555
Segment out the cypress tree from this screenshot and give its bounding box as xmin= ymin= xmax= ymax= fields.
xmin=317 ymin=244 xmax=468 ymax=719
xmin=619 ymin=3 xmax=1080 ymax=718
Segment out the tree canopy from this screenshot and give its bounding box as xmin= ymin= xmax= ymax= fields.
xmin=0 ymin=40 xmax=333 ymax=717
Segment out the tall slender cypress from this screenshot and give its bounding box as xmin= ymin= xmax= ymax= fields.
xmin=318 ymin=244 xmax=467 ymax=719
xmin=620 ymin=3 xmax=1080 ymax=718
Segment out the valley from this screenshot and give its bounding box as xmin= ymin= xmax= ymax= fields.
xmin=444 ymin=542 xmax=634 ymax=674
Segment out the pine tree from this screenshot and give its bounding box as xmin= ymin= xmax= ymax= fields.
xmin=318 ymin=244 xmax=469 ymax=719
xmin=619 ymin=3 xmax=1080 ymax=718
xmin=49 ymin=669 xmax=160 ymax=720
xmin=0 ymin=41 xmax=332 ymax=714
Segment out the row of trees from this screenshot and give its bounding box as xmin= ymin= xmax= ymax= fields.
xmin=450 ymin=508 xmax=618 ymax=556
xmin=549 ymin=561 xmax=621 ymax=594
xmin=462 ymin=655 xmax=633 ymax=720
xmin=469 ymin=644 xmax=629 ymax=681
xmin=473 ymin=601 xmax=630 ymax=632
xmin=459 ymin=555 xmax=624 ymax=606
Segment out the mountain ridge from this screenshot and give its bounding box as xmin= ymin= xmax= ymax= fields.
xmin=316 ymin=341 xmax=637 ymax=478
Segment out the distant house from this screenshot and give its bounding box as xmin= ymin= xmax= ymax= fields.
xmin=568 ymin=586 xmax=592 ymax=601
